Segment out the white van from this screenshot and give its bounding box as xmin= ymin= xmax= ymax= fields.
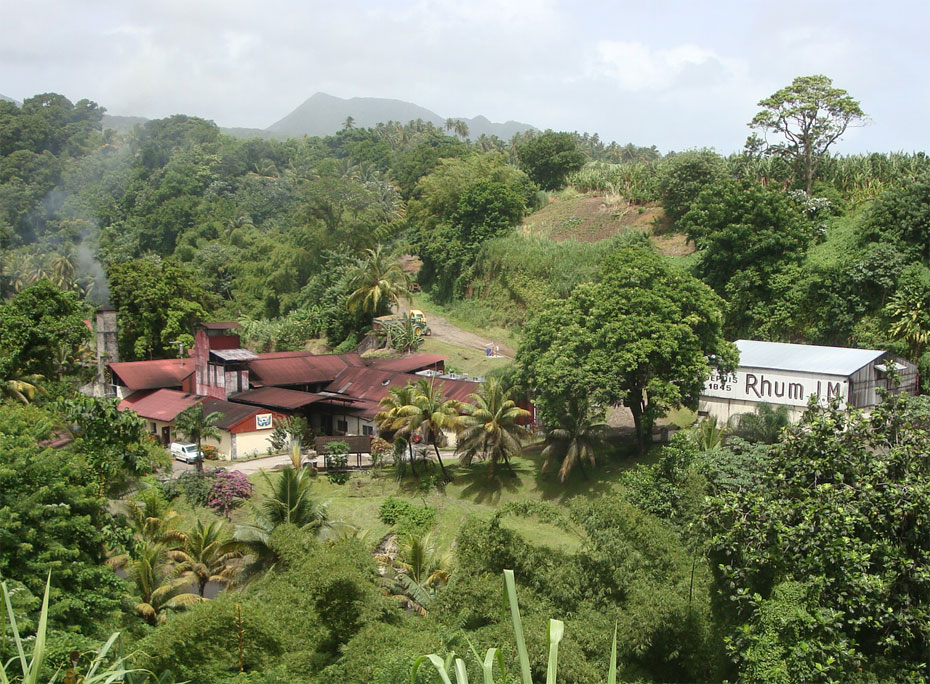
xmin=170 ymin=442 xmax=201 ymax=464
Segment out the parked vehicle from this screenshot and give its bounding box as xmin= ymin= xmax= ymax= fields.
xmin=170 ymin=441 xmax=201 ymax=463
xmin=373 ymin=310 xmax=432 ymax=337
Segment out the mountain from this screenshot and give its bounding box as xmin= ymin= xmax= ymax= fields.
xmin=266 ymin=92 xmax=535 ymax=140
xmin=0 ymin=94 xmax=20 ymax=106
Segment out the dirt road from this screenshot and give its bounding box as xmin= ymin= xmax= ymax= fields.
xmin=419 ymin=311 xmax=515 ymax=359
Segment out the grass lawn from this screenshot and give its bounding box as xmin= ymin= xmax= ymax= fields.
xmin=248 ymin=442 xmax=653 ymax=554
xmin=419 ymin=336 xmax=512 ymax=378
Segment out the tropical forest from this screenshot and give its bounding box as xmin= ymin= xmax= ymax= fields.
xmin=1 ymin=71 xmax=930 ymax=684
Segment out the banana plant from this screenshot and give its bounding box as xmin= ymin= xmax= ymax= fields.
xmin=412 ymin=569 xmax=618 ymax=684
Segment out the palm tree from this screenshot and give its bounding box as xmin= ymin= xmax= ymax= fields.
xmin=125 ymin=543 xmax=202 ymax=625
xmin=122 ymin=488 xmax=187 ymax=549
xmin=375 ymin=384 xmax=421 ymax=475
xmin=174 ymin=403 xmax=223 ymax=474
xmin=342 ymin=115 xmax=355 ymax=131
xmin=457 ymin=378 xmax=531 ymax=476
xmin=377 ymin=531 xmax=452 ymax=615
xmin=345 ymin=245 xmax=412 ymax=317
xmin=227 ymin=467 xmax=328 ymax=585
xmin=540 ymin=397 xmax=607 ymax=482
xmin=690 ymin=415 xmax=727 ymax=451
xmin=400 ymin=378 xmax=464 ymax=481
xmin=1 ymin=372 xmax=45 ymax=404
xmin=174 ymin=519 xmax=240 ymax=597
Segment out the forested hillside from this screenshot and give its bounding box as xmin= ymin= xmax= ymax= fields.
xmin=3 ymin=75 xmax=930 ymax=683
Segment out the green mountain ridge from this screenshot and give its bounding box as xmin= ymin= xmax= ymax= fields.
xmin=265 ymin=92 xmax=535 ymax=140
xmin=97 ymin=92 xmax=536 ymax=141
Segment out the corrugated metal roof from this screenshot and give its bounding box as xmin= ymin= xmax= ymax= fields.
xmin=367 ymin=354 xmax=446 ymax=374
xmin=231 ymin=386 xmax=330 ymax=410
xmin=325 ymin=367 xmax=477 ymax=405
xmin=118 ymin=389 xmax=201 ymax=421
xmin=735 ymin=339 xmax=886 ymax=376
xmin=110 ymin=359 xmax=195 ymax=390
xmin=248 ymin=353 xmax=364 ymax=386
xmin=210 ymin=348 xmax=259 ymax=362
xmin=200 ymin=397 xmax=264 ymax=430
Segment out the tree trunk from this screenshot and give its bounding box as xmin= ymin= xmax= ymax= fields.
xmin=195 ymin=437 xmax=204 ymax=474
xmin=408 ymin=442 xmax=417 ymax=476
xmin=629 ymin=389 xmax=646 ymax=456
xmin=432 ymin=443 xmax=452 ymax=481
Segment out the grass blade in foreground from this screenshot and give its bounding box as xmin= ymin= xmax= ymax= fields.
xmin=503 ymin=569 xmax=532 ymax=684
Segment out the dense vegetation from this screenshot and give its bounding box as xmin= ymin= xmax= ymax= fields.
xmin=2 ymin=74 xmax=930 ymax=682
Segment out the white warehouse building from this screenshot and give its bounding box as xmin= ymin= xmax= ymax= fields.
xmin=699 ymin=340 xmax=918 ymax=424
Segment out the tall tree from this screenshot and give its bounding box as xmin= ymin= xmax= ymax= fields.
xmin=516 ymin=130 xmax=586 ymax=190
xmin=375 ymin=383 xmax=421 ymax=475
xmin=749 ymin=75 xmax=866 ymax=193
xmin=398 ymin=378 xmax=463 ymax=481
xmin=704 ymin=393 xmax=930 ymax=680
xmin=345 ymin=244 xmax=411 ymax=317
xmin=456 ymin=378 xmax=530 ymax=476
xmin=519 ymin=240 xmax=736 ymax=453
xmin=174 ymin=403 xmax=223 ymax=474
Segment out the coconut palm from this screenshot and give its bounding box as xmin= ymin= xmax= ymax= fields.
xmin=345 ymin=245 xmax=412 ymax=317
xmin=174 ymin=519 xmax=240 ymax=597
xmin=377 ymin=531 xmax=452 ymax=615
xmin=1 ymin=373 xmax=45 ymax=404
xmin=457 ymin=378 xmax=531 ymax=476
xmin=399 ymin=378 xmax=464 ymax=482
xmin=540 ymin=397 xmax=607 ymax=482
xmin=123 ymin=488 xmax=187 ymax=549
xmin=375 ymin=384 xmax=421 ymax=475
xmin=174 ymin=403 xmax=223 ymax=474
xmin=227 ymin=467 xmax=328 ymax=585
xmin=125 ymin=543 xmax=202 ymax=625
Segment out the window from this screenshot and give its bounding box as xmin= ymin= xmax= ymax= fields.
xmin=337 ymin=419 xmax=348 ymax=433
xmin=362 ymin=424 xmax=374 ymax=436
xmin=150 ymin=422 xmax=157 ymax=434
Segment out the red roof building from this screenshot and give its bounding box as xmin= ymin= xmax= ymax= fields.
xmin=110 ymin=359 xmax=195 ymax=393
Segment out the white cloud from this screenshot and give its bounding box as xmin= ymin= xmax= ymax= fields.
xmin=587 ymin=40 xmax=746 ymax=93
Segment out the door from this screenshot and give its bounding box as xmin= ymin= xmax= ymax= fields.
xmin=322 ymin=414 xmax=333 ymax=436
xmin=161 ymin=426 xmax=171 ymax=446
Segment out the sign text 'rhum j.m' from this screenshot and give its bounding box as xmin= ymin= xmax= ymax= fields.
xmin=703 ymin=369 xmax=848 ymax=408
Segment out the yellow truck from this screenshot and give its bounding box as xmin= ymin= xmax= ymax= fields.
xmin=373 ymin=310 xmax=432 ymax=336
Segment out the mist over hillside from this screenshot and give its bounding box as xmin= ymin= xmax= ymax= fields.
xmin=0 ymin=94 xmax=20 ymax=105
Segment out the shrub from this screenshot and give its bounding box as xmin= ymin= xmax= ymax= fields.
xmin=202 ymin=444 xmax=218 ymax=460
xmin=323 ymin=441 xmax=351 ymax=484
xmin=378 ymin=497 xmax=435 ymax=537
xmin=369 ymin=437 xmax=391 ymax=466
xmin=208 ymin=471 xmax=253 ymax=518
xmin=173 ymin=470 xmax=215 ymax=507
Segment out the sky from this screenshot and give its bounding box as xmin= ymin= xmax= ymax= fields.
xmin=1 ymin=0 xmax=928 ymax=154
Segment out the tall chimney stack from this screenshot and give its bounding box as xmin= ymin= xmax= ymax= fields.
xmin=95 ymin=307 xmax=118 ymax=397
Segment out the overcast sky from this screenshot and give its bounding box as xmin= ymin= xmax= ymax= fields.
xmin=1 ymin=0 xmax=927 ymax=154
